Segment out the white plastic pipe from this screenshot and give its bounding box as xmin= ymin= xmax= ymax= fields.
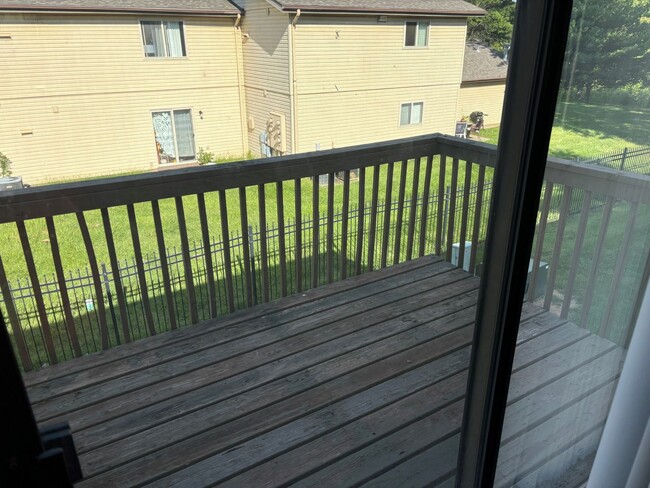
xmin=587 ymin=280 xmax=650 ymax=487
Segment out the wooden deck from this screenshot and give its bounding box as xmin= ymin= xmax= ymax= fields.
xmin=22 ymin=256 xmax=624 ymax=487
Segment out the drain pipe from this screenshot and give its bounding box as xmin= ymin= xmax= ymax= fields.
xmin=292 ymin=8 xmax=301 ymax=25
xmin=234 ymin=13 xmax=241 ymax=28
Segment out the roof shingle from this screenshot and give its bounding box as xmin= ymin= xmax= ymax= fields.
xmin=270 ymin=0 xmax=485 ymax=16
xmin=462 ymin=42 xmax=508 ymax=82
xmin=0 ymin=0 xmax=241 ymax=15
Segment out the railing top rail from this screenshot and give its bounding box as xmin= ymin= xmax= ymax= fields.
xmin=437 ymin=134 xmax=650 ymax=205
xmin=0 ymin=134 xmax=440 ymax=224
xmin=1 ymin=133 xmax=648 ymax=224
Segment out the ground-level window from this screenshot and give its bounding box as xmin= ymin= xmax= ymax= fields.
xmin=141 ymin=21 xmax=186 ymax=57
xmin=404 ymin=21 xmax=429 ymax=47
xmin=152 ymin=109 xmax=196 ymax=163
xmin=400 ymin=102 xmax=424 ymax=126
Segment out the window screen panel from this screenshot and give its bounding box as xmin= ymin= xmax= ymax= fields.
xmin=400 ymin=104 xmax=412 ymax=125
xmin=142 ymin=21 xmax=165 ymax=57
xmin=405 ymin=22 xmax=417 ymax=46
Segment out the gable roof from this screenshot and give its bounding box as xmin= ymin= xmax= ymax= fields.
xmin=267 ymin=0 xmax=485 ymax=16
xmin=462 ymin=42 xmax=508 ymax=82
xmin=0 ymin=0 xmax=241 ymax=16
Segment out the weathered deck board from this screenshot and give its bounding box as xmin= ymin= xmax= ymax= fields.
xmin=22 ymin=256 xmax=622 ymax=488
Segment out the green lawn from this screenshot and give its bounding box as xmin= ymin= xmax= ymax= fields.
xmin=0 ymin=158 xmax=490 ymax=284
xmin=481 ymin=101 xmax=648 ymax=159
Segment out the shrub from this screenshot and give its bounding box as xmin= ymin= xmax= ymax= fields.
xmin=0 ymin=152 xmax=12 ymax=177
xmin=197 ymin=147 xmax=215 ymax=165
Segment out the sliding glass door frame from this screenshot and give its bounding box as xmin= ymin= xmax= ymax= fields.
xmin=456 ymin=1 xmax=575 ymax=486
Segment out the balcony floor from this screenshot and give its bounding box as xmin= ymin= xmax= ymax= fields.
xmin=23 ymin=256 xmax=623 ymax=487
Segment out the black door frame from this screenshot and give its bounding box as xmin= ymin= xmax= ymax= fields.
xmin=456 ymin=0 xmax=574 ymax=486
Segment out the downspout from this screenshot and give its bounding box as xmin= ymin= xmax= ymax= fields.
xmin=288 ymin=9 xmax=300 ymax=154
xmin=233 ymin=13 xmax=249 ymax=155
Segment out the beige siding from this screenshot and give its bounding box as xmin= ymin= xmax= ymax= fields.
xmin=293 ymin=15 xmax=467 ymax=151
xmin=0 ymin=13 xmax=245 ymax=184
xmin=458 ymin=81 xmax=506 ymax=128
xmin=238 ymin=0 xmax=292 ymax=156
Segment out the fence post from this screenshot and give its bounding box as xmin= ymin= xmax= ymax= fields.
xmin=101 ymin=263 xmax=120 ymax=346
xmin=620 ymin=147 xmax=628 ymax=171
xmin=248 ymin=225 xmax=258 ymax=305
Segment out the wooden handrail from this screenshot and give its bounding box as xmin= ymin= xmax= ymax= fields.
xmin=1 ymin=134 xmax=648 ymax=223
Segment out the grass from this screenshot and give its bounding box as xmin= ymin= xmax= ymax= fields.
xmin=480 ymin=101 xmax=649 ymax=159
xmin=0 ymin=158 xmax=490 ymax=284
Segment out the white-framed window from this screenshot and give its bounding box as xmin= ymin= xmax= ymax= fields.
xmin=152 ymin=109 xmax=196 ymax=163
xmin=141 ymin=21 xmax=186 ymax=57
xmin=404 ymin=21 xmax=429 ymax=47
xmin=400 ymin=102 xmax=424 ymax=126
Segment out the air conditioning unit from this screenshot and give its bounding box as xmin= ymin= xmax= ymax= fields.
xmin=451 ymin=241 xmax=472 ymax=272
xmin=0 ymin=176 xmax=23 ymax=191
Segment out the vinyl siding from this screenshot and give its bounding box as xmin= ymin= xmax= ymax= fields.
xmin=293 ymin=15 xmax=467 ymax=152
xmin=458 ymin=81 xmax=506 ymax=128
xmin=296 ymin=86 xmax=460 ymax=151
xmin=238 ymin=0 xmax=293 ymax=156
xmin=0 ymin=13 xmax=245 ymax=184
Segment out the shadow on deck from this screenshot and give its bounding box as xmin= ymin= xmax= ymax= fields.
xmin=22 ymin=256 xmax=623 ymax=487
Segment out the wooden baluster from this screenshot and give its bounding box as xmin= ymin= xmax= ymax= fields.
xmin=100 ymin=209 xmax=132 ymax=340
xmin=238 ymin=188 xmax=253 ymax=307
xmin=219 ymin=190 xmax=236 ymax=313
xmin=327 ymin=173 xmax=335 ymax=283
xmin=197 ymin=194 xmax=217 ymax=319
xmin=457 ymin=161 xmax=473 ymax=270
xmin=580 ymin=196 xmax=615 ymax=328
xmin=257 ymin=184 xmax=270 ymax=302
xmin=527 ymin=182 xmax=553 ymax=302
xmin=150 ymin=201 xmax=178 ymax=330
xmin=367 ymin=165 xmax=380 ymax=271
xmin=561 ymin=191 xmax=592 ymax=319
xmin=380 ymin=163 xmax=394 ymax=269
xmin=341 ymin=170 xmax=350 ymax=279
xmin=445 ymin=158 xmax=459 ymax=262
xmin=126 ymin=205 xmax=156 ymax=336
xmin=46 ymin=217 xmax=82 ymax=355
xmin=294 ymin=179 xmax=303 ymax=293
xmin=276 ymin=181 xmax=288 ymax=297
xmin=600 ymin=202 xmax=638 ymax=339
xmin=469 ymin=165 xmax=486 ymax=274
xmin=75 ymin=212 xmax=112 ymax=349
xmin=406 ymin=156 xmax=421 ymax=261
xmin=16 ymin=221 xmax=59 ymax=363
xmin=175 ymin=197 xmax=199 ymax=324
xmin=0 ymin=254 xmax=32 ymax=371
xmin=435 ymin=155 xmax=447 ymax=256
xmin=544 ymin=187 xmax=573 ymax=310
xmin=418 ymin=155 xmax=434 ymax=257
xmin=355 ymin=167 xmax=366 ymax=276
xmin=394 ymin=160 xmax=408 ymax=265
xmin=312 ymin=176 xmax=320 ymax=289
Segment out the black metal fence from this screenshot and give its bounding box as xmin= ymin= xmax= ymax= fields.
xmin=574 ymin=145 xmax=650 ymax=174
xmin=1 ymin=180 xmax=494 ymax=368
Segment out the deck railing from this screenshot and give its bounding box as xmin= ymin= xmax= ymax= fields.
xmin=0 ymin=134 xmax=648 ymax=371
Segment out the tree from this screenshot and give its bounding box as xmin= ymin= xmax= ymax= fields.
xmin=466 ymin=0 xmax=515 ymax=51
xmin=562 ymin=0 xmax=650 ymax=102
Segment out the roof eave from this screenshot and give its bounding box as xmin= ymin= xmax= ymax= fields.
xmin=461 ymin=77 xmax=507 ymax=84
xmin=0 ymin=5 xmax=242 ymax=16
xmin=278 ymin=5 xmax=486 ymax=17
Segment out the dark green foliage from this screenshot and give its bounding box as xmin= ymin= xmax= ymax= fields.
xmin=466 ymin=0 xmax=515 ymax=50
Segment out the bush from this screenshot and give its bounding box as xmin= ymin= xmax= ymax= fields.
xmin=197 ymin=147 xmax=215 ymax=165
xmin=0 ymin=152 xmax=12 ymax=177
